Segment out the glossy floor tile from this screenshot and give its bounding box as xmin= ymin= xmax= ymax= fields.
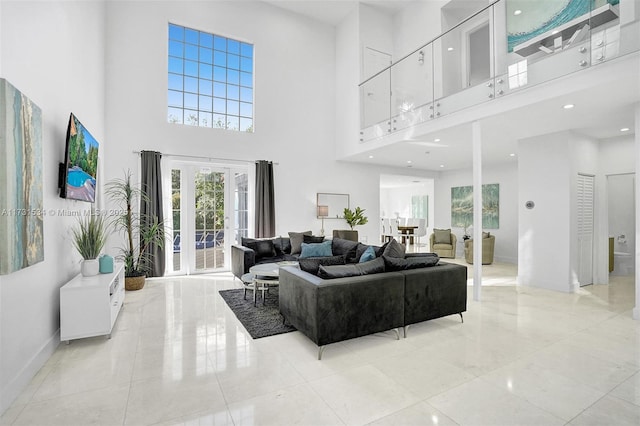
xmin=1 ymin=265 xmax=639 ymax=425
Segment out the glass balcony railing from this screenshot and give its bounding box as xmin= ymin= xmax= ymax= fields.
xmin=359 ymin=0 xmax=639 ymax=142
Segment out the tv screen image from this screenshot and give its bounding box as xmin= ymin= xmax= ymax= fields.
xmin=60 ymin=113 xmax=98 ymax=203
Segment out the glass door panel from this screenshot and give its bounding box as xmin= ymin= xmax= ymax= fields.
xmin=194 ymin=169 xmax=226 ymax=272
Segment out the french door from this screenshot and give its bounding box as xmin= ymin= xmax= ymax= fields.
xmin=167 ymin=162 xmax=249 ymax=275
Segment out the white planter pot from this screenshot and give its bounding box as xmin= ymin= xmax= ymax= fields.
xmin=81 ymin=259 xmax=100 ymax=277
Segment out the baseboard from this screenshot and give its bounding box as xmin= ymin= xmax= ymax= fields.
xmin=0 ymin=329 xmax=60 ymax=415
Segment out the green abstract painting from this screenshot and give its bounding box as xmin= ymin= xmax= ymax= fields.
xmin=451 ymin=183 xmax=499 ymax=229
xmin=0 ymin=79 xmax=44 ymax=274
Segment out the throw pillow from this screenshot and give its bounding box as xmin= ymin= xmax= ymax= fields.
xmin=482 ymin=231 xmax=490 ymax=239
xmin=241 ymin=238 xmax=276 ymax=259
xmin=434 ymin=229 xmax=452 ymax=244
xmin=298 ymin=255 xmax=346 ymax=275
xmin=273 ymin=237 xmax=291 ymax=254
xmin=253 ymin=240 xmax=276 ymax=258
xmin=332 ymin=238 xmax=359 ymax=262
xmin=288 ymin=231 xmax=312 ymax=255
xmin=383 ymin=254 xmax=439 ymax=271
xmin=318 ymin=257 xmax=385 ymax=279
xmin=300 ymin=240 xmax=333 ymax=258
xmin=303 ymin=235 xmax=325 ymax=244
xmin=383 ymin=238 xmax=406 ymax=258
xmin=359 ymin=246 xmax=376 ymax=263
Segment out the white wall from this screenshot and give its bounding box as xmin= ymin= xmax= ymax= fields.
xmin=0 ymin=0 xmax=105 ymax=413
xmin=434 ymin=161 xmax=518 ymax=262
xmin=336 ymin=6 xmax=360 ymax=159
xmin=393 ymin=0 xmax=448 ymax=58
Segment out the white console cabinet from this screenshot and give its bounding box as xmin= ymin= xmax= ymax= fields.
xmin=60 ymin=262 xmax=125 ymax=343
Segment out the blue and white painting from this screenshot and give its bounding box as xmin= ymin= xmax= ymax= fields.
xmin=0 ymin=79 xmax=44 ymax=274
xmin=507 ymin=0 xmax=620 ymax=52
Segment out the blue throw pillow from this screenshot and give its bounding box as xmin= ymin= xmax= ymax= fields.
xmin=359 ymin=246 xmax=376 ymax=263
xmin=299 ymin=240 xmax=333 ymax=258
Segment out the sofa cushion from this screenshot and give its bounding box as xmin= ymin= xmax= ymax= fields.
xmin=434 ymin=228 xmax=452 ymax=244
xmin=273 ymin=237 xmax=291 ymax=254
xmin=241 ymin=238 xmax=276 ymax=259
xmin=303 ymin=235 xmax=325 ymax=244
xmin=332 ymin=238 xmax=359 ymax=262
xmin=383 ymin=254 xmax=439 ymax=271
xmin=318 ymin=257 xmax=385 ymax=279
xmin=359 ymin=246 xmax=376 ymax=263
xmin=300 ymin=240 xmax=333 ymax=258
xmin=288 ymin=231 xmax=312 ymax=255
xmin=298 ymin=255 xmax=345 ymax=275
xmin=383 ymin=239 xmax=406 ymax=258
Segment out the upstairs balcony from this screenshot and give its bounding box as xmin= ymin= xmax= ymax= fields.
xmin=359 ymin=0 xmax=639 ymax=145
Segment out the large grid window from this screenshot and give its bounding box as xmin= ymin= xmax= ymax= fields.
xmin=168 ymin=23 xmax=254 ymax=132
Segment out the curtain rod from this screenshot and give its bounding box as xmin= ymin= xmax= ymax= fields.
xmin=132 ymin=151 xmax=278 ymax=165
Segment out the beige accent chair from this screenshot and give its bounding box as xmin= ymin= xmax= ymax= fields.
xmin=464 ymin=232 xmax=495 ymax=264
xmin=430 ymin=229 xmax=457 ymax=258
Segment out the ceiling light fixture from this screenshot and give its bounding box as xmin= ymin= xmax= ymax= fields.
xmin=563 ymin=104 xmax=575 ymax=109
xmin=368 ymin=155 xmax=374 ymax=159
xmin=510 ymin=153 xmax=516 ymax=157
xmin=439 ymin=164 xmax=445 ymax=168
xmin=434 ymin=138 xmax=441 ymax=142
xmin=447 ymin=47 xmax=454 ymax=52
xmin=514 ymin=9 xmax=522 ymax=15
xmin=407 ymin=160 xmax=412 ymax=164
xmin=620 ymin=127 xmax=630 ymax=132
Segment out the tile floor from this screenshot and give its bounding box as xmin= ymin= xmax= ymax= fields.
xmin=1 ymin=263 xmax=639 ymax=426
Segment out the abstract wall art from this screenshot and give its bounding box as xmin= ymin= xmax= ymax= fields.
xmin=0 ymin=79 xmax=44 ymax=275
xmin=506 ymin=0 xmax=620 ymax=53
xmin=451 ymin=183 xmax=499 ymax=229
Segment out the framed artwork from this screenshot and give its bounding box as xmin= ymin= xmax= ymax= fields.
xmin=451 ymin=183 xmax=499 ymax=229
xmin=0 ymin=79 xmax=44 ymax=274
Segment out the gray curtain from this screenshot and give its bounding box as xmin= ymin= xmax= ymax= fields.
xmin=255 ymin=160 xmax=275 ymax=237
xmin=140 ymin=151 xmax=165 ymax=277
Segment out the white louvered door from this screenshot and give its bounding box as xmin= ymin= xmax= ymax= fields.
xmin=577 ymin=174 xmax=595 ymax=286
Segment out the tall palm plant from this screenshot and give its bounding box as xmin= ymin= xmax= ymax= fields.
xmin=105 ymin=170 xmax=166 ymax=278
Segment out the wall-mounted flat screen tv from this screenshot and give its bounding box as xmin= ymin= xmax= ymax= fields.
xmin=58 ymin=113 xmax=99 ymax=203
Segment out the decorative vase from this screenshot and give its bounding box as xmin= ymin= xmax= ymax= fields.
xmin=81 ymin=259 xmax=100 ymax=277
xmin=125 ymin=275 xmax=145 ymax=291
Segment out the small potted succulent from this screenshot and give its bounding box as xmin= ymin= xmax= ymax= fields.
xmin=71 ymin=213 xmax=109 ymax=277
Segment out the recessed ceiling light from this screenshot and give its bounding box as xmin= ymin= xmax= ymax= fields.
xmin=368 ymin=155 xmax=374 ymax=158
xmin=510 ymin=153 xmax=516 ymax=157
xmin=434 ymin=138 xmax=441 ymax=142
xmin=620 ymin=127 xmax=630 ymax=132
xmin=563 ymin=104 xmax=575 ymax=109
xmin=447 ymin=47 xmax=454 ymax=52
xmin=514 ymin=9 xmax=522 ymax=15
xmin=439 ymin=164 xmax=445 ymax=168
xmin=407 ymin=160 xmax=412 ymax=164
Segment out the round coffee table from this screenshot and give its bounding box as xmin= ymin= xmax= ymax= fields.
xmin=248 ymin=262 xmax=297 ymax=306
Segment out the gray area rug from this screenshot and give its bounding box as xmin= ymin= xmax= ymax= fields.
xmin=219 ymin=287 xmax=296 ymax=339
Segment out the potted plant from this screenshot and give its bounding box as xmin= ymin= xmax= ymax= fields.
xmin=71 ymin=213 xmax=109 ymax=277
xmin=337 ymin=206 xmax=368 ymax=241
xmin=105 ymin=170 xmax=166 ymax=290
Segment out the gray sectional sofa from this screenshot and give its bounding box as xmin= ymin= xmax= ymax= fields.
xmin=279 ymin=261 xmax=467 ymax=359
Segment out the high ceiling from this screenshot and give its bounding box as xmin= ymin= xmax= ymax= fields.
xmin=262 ymin=0 xmax=639 ymax=180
